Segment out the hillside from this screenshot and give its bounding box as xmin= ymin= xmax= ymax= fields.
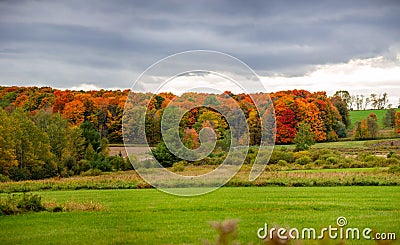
xmin=349 ymin=109 xmax=400 ymax=129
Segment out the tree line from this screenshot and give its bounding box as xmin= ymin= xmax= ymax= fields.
xmin=334 ymin=90 xmax=399 ymax=110
xmin=1 ymin=86 xmax=399 ymax=179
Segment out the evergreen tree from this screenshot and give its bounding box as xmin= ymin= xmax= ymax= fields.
xmin=294 ymin=122 xmax=315 ymax=151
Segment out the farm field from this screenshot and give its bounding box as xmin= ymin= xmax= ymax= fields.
xmin=349 ymin=109 xmax=400 ymax=129
xmin=1 ymin=187 xmax=399 ymax=245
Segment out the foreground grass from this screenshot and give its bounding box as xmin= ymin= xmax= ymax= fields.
xmin=0 ymin=187 xmax=399 ymax=244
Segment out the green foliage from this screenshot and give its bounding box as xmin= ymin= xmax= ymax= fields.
xmin=383 ymin=108 xmax=396 ymax=128
xmin=0 ymin=174 xmax=10 ymax=182
xmin=294 ymin=156 xmax=312 ymax=165
xmin=80 ymin=169 xmax=103 ymax=177
xmin=268 ymin=150 xmax=294 ymax=164
xmin=294 ymin=122 xmax=315 ymax=151
xmin=172 ymin=161 xmax=185 ymax=172
xmin=80 ymin=121 xmax=100 ymax=150
xmin=0 ymin=193 xmax=45 ymax=215
xmin=0 ymin=108 xmax=17 ymax=175
xmin=277 ymin=160 xmax=288 ymax=166
xmin=388 ymin=165 xmax=400 ymax=173
xmin=334 ymin=121 xmax=347 ymax=138
xmin=151 ymin=141 xmax=181 ymax=167
xmin=331 ymin=95 xmax=351 ymax=127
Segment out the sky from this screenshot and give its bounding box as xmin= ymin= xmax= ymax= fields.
xmin=0 ymin=0 xmax=399 ymax=106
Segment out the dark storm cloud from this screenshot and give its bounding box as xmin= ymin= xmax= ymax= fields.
xmin=0 ymin=0 xmax=399 ymax=87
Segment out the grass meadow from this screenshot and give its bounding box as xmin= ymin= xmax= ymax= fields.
xmin=1 ymin=187 xmax=399 ymax=244
xmin=349 ymin=109 xmax=400 ymax=129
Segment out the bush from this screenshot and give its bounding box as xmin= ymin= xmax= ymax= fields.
xmin=80 ymin=169 xmax=103 ymax=177
xmin=78 ymin=160 xmax=91 ymax=172
xmin=192 ymin=157 xmax=213 ymax=166
xmin=108 ymin=156 xmax=125 ymax=171
xmin=172 ymin=161 xmax=185 ymax=172
xmin=92 ymin=159 xmax=112 ymax=172
xmin=277 ymin=160 xmax=288 ymax=166
xmin=388 ymin=165 xmax=400 ymax=173
xmin=312 ymin=149 xmax=333 ymax=161
xmin=314 ymin=159 xmax=326 ymax=166
xmin=363 ymin=155 xmax=385 ymax=166
xmin=385 ymin=158 xmax=400 ymax=166
xmin=8 ymin=166 xmax=31 ymax=181
xmin=326 ymin=156 xmax=339 ymax=165
xmin=0 ymin=174 xmax=10 ymax=182
xmin=64 ymin=156 xmax=77 ymax=170
xmin=295 ymin=156 xmax=312 ymax=165
xmin=387 ymin=151 xmax=400 ymax=159
xmin=269 ymin=150 xmax=294 ymax=164
xmin=294 ymin=151 xmax=312 ymax=160
xmin=0 ymin=193 xmax=46 ymax=216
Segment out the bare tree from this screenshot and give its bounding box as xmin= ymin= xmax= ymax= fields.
xmin=370 ymin=94 xmax=378 ymax=109
xmin=364 ymin=97 xmax=370 ymax=110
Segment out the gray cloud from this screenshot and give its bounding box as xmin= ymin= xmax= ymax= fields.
xmin=0 ymin=0 xmax=399 ymax=91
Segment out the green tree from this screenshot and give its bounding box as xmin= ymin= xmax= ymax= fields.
xmin=383 ymin=108 xmax=396 ymax=128
xmin=63 ymin=126 xmax=85 ymax=161
xmin=294 ymin=122 xmax=315 ymax=151
xmin=334 ymin=121 xmax=347 ymax=138
xmin=0 ymin=108 xmax=18 ymax=175
xmin=34 ymin=111 xmax=68 ymax=160
xmin=151 ymin=141 xmax=180 ymax=167
xmin=84 ymin=143 xmax=96 ymax=161
xmin=11 ymin=108 xmax=55 ymax=179
xmin=331 ymin=96 xmax=351 ymax=128
xmin=80 ymin=121 xmax=100 ymax=150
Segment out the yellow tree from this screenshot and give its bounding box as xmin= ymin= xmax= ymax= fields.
xmin=0 ymin=108 xmax=18 ymax=174
xmin=395 ymin=111 xmax=400 ymax=134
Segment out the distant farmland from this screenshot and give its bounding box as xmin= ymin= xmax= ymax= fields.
xmin=349 ymin=108 xmax=400 ymax=129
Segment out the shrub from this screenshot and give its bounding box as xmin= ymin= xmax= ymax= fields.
xmin=387 ymin=151 xmax=400 ymax=159
xmin=388 ymin=165 xmax=400 ymax=173
xmin=277 ymin=160 xmax=288 ymax=166
xmin=312 ymin=149 xmax=333 ymax=161
xmin=192 ymin=157 xmax=213 ymax=166
xmin=269 ymin=150 xmax=294 ymax=164
xmin=0 ymin=193 xmax=46 ymax=215
xmin=363 ymin=155 xmax=385 ymax=166
xmin=92 ymin=159 xmax=112 ymax=172
xmin=8 ymin=166 xmax=31 ymax=181
xmin=314 ymin=159 xmax=326 ymax=166
xmin=172 ymin=161 xmax=185 ymax=172
xmin=108 ymin=156 xmax=125 ymax=171
xmin=326 ymin=156 xmax=339 ymax=165
xmin=385 ymin=158 xmax=400 ymax=166
xmin=77 ymin=159 xmax=91 ymax=172
xmin=0 ymin=174 xmax=10 ymax=182
xmin=81 ymin=169 xmax=103 ymax=177
xmin=64 ymin=156 xmax=77 ymax=170
xmin=295 ymin=156 xmax=312 ymax=165
xmin=293 ymin=151 xmax=311 ymax=160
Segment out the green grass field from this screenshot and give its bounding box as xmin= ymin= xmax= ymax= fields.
xmin=1 ymin=187 xmax=399 ymax=244
xmin=349 ymin=109 xmax=400 ymax=129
